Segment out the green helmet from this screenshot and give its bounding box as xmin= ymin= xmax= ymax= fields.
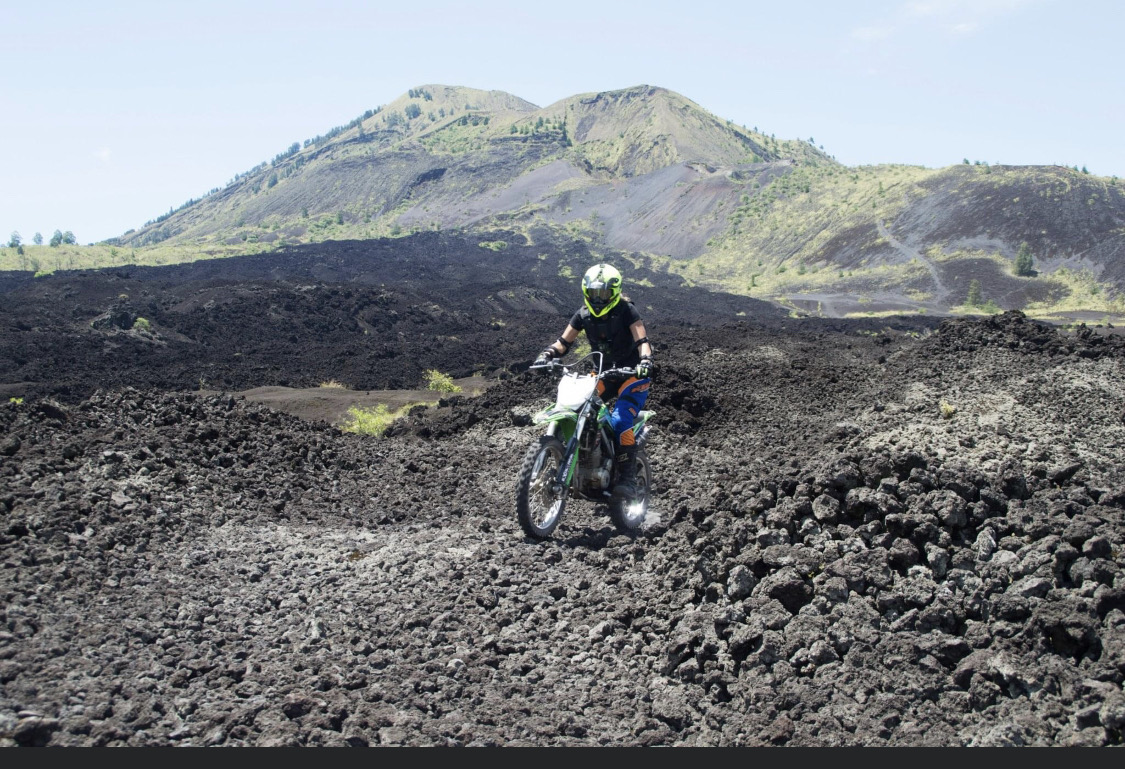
xmin=581 ymin=263 xmax=623 ymax=317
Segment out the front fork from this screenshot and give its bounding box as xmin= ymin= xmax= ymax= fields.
xmin=547 ymin=408 xmax=589 ymax=493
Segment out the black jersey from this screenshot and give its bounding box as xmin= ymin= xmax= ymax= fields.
xmin=569 ymin=300 xmax=644 ymax=368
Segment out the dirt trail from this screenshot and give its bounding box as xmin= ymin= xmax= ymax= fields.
xmin=873 ymin=219 xmax=954 ymax=303
xmin=878 ymin=220 xmax=952 ymax=307
xmin=202 ymin=377 xmax=494 ymax=427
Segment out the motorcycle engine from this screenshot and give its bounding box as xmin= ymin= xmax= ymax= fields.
xmin=578 ymin=442 xmax=610 ymax=492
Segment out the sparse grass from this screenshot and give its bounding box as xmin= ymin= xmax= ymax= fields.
xmin=339 ymin=403 xmax=418 ymax=436
xmin=0 ymin=242 xmax=276 ymax=273
xmin=424 ymin=369 xmax=462 ymax=393
xmin=950 ymin=302 xmax=1003 ymax=316
xmin=844 ymin=309 xmax=928 ymax=319
xmin=705 ymin=164 xmax=933 ymax=279
xmin=1023 ymin=267 xmax=1125 ymax=317
xmin=8 ymin=397 xmax=23 ymax=405
xmin=939 ymin=400 xmax=957 ymax=419
xmin=319 ymin=380 xmax=348 ymax=389
xmin=568 ymin=338 xmax=592 ymax=361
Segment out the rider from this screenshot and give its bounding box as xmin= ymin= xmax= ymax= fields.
xmin=533 ymin=264 xmax=654 ymax=499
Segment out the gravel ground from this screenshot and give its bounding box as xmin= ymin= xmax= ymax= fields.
xmin=1 ymin=245 xmax=1124 ymax=746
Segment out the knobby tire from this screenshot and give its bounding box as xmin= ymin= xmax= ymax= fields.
xmin=515 ymin=436 xmax=567 ymax=540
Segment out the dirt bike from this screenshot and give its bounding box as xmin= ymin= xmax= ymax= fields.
xmin=515 ymin=351 xmax=654 ymax=540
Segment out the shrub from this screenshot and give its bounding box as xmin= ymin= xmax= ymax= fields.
xmin=424 ymin=370 xmax=462 ymax=393
xmin=967 ymin=279 xmax=983 ymax=307
xmin=340 ymin=404 xmax=395 ymax=436
xmin=340 ymin=402 xmax=423 ymax=436
xmin=133 ymin=317 xmax=152 ymax=332
xmin=319 ymin=380 xmax=348 ymax=389
xmin=939 ymin=401 xmax=956 ymax=419
xmin=569 ymin=338 xmax=592 ymax=360
xmin=1014 ymin=242 xmax=1035 ymax=276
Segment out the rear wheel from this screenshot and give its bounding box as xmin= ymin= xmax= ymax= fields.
xmin=609 ymin=449 xmax=651 ymax=533
xmin=516 ymin=436 xmax=568 ymax=540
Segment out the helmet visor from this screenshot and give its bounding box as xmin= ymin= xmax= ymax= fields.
xmin=586 ymin=286 xmax=615 ymax=305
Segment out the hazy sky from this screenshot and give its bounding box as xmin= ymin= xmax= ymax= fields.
xmin=3 ymin=0 xmax=1121 ymax=244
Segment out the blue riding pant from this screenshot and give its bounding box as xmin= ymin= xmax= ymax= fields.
xmin=599 ymin=376 xmax=650 ymax=447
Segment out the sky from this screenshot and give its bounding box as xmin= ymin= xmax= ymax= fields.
xmin=2 ymin=0 xmax=1122 ymax=245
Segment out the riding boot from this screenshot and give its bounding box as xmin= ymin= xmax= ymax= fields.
xmin=612 ymin=446 xmax=638 ymax=500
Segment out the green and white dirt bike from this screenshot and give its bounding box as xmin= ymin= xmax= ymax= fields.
xmin=516 ymin=352 xmax=654 ymax=540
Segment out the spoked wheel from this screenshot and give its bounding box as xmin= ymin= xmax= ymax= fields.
xmin=515 ymin=436 xmax=568 ymax=540
xmin=609 ymin=449 xmax=652 ymax=534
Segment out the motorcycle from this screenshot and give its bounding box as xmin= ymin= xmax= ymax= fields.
xmin=515 ymin=351 xmax=654 ymax=540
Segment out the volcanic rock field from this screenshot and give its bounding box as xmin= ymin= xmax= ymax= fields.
xmin=2 ymin=232 xmax=1124 ymax=746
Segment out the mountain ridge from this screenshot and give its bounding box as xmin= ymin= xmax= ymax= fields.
xmin=85 ymin=83 xmax=1124 ymax=319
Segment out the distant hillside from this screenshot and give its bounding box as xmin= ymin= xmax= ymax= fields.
xmin=695 ymin=162 xmax=1125 ymax=319
xmin=100 ymin=83 xmax=1125 ymax=319
xmin=113 ymin=84 xmax=832 ymax=257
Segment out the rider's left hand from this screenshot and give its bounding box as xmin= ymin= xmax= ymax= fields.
xmin=636 ymin=356 xmax=654 ymax=379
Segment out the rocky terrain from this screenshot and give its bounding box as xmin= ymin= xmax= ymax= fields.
xmin=2 ymin=238 xmax=1125 ymax=746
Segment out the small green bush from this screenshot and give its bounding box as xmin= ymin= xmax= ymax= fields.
xmin=569 ymin=338 xmax=592 ymax=360
xmin=340 ymin=402 xmax=423 ymax=436
xmin=424 ymin=370 xmax=462 ymax=393
xmin=340 ymin=404 xmax=395 ymax=436
xmin=133 ymin=317 xmax=152 ymax=332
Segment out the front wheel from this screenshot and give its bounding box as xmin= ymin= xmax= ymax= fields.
xmin=516 ymin=436 xmax=568 ymax=540
xmin=609 ymin=449 xmax=652 ymax=533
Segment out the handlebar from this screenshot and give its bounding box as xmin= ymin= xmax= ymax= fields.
xmin=528 ymin=360 xmax=636 ymax=379
xmin=528 ymin=362 xmax=559 ymax=373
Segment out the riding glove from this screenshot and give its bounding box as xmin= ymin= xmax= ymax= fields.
xmin=636 ymin=356 xmax=653 ymax=379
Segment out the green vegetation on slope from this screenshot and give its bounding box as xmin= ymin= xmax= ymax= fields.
xmin=8 ymin=83 xmax=1123 ymax=321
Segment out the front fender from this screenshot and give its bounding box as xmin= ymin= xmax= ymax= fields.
xmin=533 ymin=406 xmax=579 ymax=426
xmin=533 ymin=406 xmax=577 ymax=442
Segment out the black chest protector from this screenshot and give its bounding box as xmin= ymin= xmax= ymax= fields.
xmin=571 ymin=301 xmax=643 ymax=368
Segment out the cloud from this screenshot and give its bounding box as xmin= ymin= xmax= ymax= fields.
xmin=949 ymin=21 xmax=979 ymax=35
xmin=96 ymin=148 xmax=111 ymax=164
